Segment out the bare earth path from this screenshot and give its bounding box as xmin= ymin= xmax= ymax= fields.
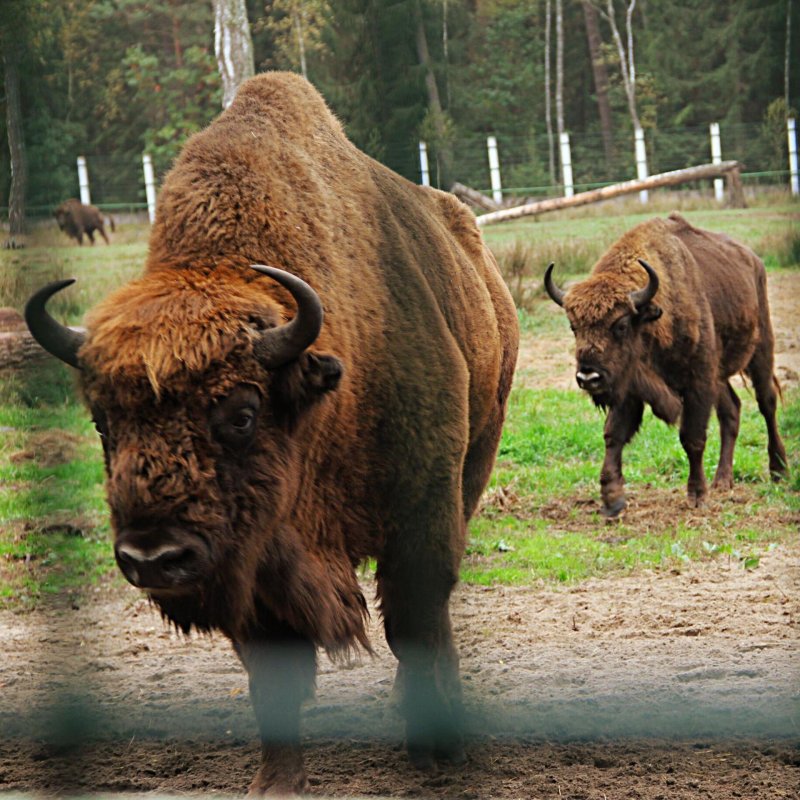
xmin=1 ymin=272 xmax=799 ymax=799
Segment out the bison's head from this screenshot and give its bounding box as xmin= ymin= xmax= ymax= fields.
xmin=544 ymin=259 xmax=662 ymax=407
xmin=25 ymin=266 xmax=342 ymax=629
xmin=53 ymin=206 xmax=68 ymax=231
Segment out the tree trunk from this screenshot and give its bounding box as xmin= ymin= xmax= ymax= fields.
xmin=292 ymin=7 xmax=308 ymax=80
xmin=213 ymin=0 xmax=255 ymax=109
xmin=555 ymin=0 xmax=566 ymax=185
xmin=582 ymin=0 xmax=615 ymax=169
xmin=606 ymin=0 xmax=641 ymax=131
xmin=544 ymin=0 xmax=556 ymax=185
xmin=414 ymin=0 xmax=452 ymax=186
xmin=3 ymin=45 xmax=27 ymax=248
xmin=786 ymin=0 xmax=792 ymax=114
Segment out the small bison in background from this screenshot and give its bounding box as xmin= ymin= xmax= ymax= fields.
xmin=545 ymin=212 xmax=787 ymax=517
xmin=26 ymin=72 xmax=519 ymax=794
xmin=54 ymin=198 xmax=114 ymax=245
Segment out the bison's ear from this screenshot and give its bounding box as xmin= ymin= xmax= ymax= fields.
xmin=635 ymin=303 xmax=663 ymax=324
xmin=270 ymin=352 xmax=343 ymax=426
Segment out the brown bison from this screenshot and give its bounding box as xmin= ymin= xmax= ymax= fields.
xmin=545 ymin=212 xmax=787 ymax=517
xmin=26 ymin=73 xmax=518 ymax=794
xmin=54 ymin=198 xmax=115 ymax=245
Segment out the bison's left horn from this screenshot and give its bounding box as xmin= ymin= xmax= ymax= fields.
xmin=630 ymin=260 xmax=659 ymax=311
xmin=251 ymin=265 xmax=324 ymax=368
xmin=543 ymin=263 xmax=566 ymax=307
xmin=24 ymin=279 xmax=86 ymax=369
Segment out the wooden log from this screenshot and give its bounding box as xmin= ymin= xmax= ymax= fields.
xmin=0 ymin=329 xmax=49 ymax=368
xmin=0 ymin=307 xmax=83 ymax=370
xmin=726 ymin=167 xmax=746 ymax=209
xmin=475 ymin=160 xmax=745 ymax=226
xmin=451 ymin=181 xmax=499 ymax=211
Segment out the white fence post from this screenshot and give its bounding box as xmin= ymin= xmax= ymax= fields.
xmin=77 ymin=156 xmax=91 ymax=205
xmin=710 ymin=123 xmax=724 ymax=202
xmin=486 ymin=136 xmax=503 ymax=205
xmin=418 ymin=141 xmax=430 ymax=187
xmin=788 ymin=117 xmax=799 ymax=196
xmin=634 ymin=127 xmax=649 ymax=204
xmin=559 ymin=132 xmax=574 ymax=198
xmin=142 ymin=153 xmax=157 ymax=223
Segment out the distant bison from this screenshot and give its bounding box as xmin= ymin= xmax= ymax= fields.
xmin=545 ymin=212 xmax=787 ymax=517
xmin=54 ymin=199 xmax=114 ymax=245
xmin=26 ymin=73 xmax=518 ymax=795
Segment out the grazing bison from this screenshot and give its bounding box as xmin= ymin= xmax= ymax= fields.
xmin=26 ymin=73 xmax=518 ymax=794
xmin=54 ymin=198 xmax=115 ymax=245
xmin=545 ymin=212 xmax=787 ymax=517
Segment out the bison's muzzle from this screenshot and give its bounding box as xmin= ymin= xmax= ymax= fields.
xmin=114 ymin=528 xmax=212 ymax=591
xmin=576 ymin=364 xmax=606 ymax=393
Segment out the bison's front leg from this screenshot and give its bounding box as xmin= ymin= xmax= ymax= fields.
xmin=600 ymin=397 xmax=644 ymax=517
xmin=680 ymin=388 xmax=713 ymax=507
xmin=235 ymin=630 xmax=316 ymax=797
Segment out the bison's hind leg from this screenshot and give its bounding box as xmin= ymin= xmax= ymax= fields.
xmin=746 ymin=348 xmax=788 ymax=479
xmin=98 ymin=224 xmax=110 ymax=245
xmin=378 ymin=554 xmax=465 ymax=771
xmin=711 ymin=380 xmax=741 ymax=491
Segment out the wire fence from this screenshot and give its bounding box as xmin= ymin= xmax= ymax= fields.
xmin=6 ymin=121 xmax=797 ymax=219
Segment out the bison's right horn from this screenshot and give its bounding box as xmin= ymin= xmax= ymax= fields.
xmin=543 ymin=262 xmax=566 ymax=307
xmin=251 ymin=265 xmax=324 ymax=368
xmin=24 ymin=279 xmax=85 ymax=369
xmin=630 ymin=259 xmax=660 ymax=310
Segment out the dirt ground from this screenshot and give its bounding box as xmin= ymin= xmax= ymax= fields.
xmin=1 ymin=272 xmax=799 ymax=799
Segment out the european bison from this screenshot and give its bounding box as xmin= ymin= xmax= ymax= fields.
xmin=26 ymin=73 xmax=518 ymax=794
xmin=54 ymin=198 xmax=114 ymax=245
xmin=545 ymin=212 xmax=787 ymax=517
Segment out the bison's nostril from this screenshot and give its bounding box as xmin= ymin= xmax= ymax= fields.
xmin=158 ymin=547 xmax=197 ymax=575
xmin=576 ymin=370 xmax=603 ymax=390
xmin=115 ymin=542 xmax=200 ymax=589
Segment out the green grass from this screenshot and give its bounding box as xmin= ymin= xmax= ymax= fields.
xmin=0 ymin=401 xmax=116 ymax=606
xmin=0 ymin=203 xmax=797 ymax=607
xmin=464 ymin=385 xmax=799 ymax=585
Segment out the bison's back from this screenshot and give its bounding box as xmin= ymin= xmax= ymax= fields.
xmin=145 ymin=71 xmax=517 ymax=535
xmin=666 ymin=212 xmax=765 ymax=376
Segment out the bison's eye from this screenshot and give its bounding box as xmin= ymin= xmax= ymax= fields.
xmin=230 ymin=408 xmax=256 ymax=434
xmin=611 ymin=315 xmax=631 ymax=340
xmin=211 ymin=385 xmax=262 ymax=449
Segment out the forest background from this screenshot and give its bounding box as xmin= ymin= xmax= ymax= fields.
xmin=1 ymin=0 xmax=797 ymax=221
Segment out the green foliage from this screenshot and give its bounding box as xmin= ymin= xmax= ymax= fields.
xmin=121 ymin=42 xmax=221 ymax=167
xmin=3 ymin=0 xmax=798 ymax=209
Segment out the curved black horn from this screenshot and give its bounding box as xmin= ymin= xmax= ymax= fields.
xmin=250 ymin=265 xmax=324 ymax=368
xmin=630 ymin=259 xmax=660 ymax=310
xmin=543 ymin=262 xmax=566 ymax=307
xmin=24 ymin=279 xmax=85 ymax=369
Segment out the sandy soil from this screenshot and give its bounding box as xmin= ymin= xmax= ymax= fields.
xmin=1 ymin=272 xmax=798 ymax=799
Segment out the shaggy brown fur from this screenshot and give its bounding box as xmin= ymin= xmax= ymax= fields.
xmin=549 ymin=212 xmax=786 ymax=517
xmin=54 ymin=198 xmax=114 ymax=245
xmin=68 ymin=72 xmax=517 ymax=794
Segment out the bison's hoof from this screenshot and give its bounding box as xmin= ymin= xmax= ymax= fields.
xmin=408 ymin=744 xmax=438 ymax=772
xmin=408 ymin=735 xmax=466 ymax=771
xmin=436 ymin=740 xmax=467 ymax=766
xmin=602 ymin=498 xmax=626 ymax=518
xmin=711 ymin=476 xmax=733 ymax=491
xmin=688 ymin=492 xmax=707 ymax=509
xmin=247 ymin=768 xmax=309 ymax=798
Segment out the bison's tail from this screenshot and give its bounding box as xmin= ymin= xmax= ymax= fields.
xmin=108 ymin=215 xmax=116 ymax=232
xmin=773 ymin=373 xmax=784 ymax=404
